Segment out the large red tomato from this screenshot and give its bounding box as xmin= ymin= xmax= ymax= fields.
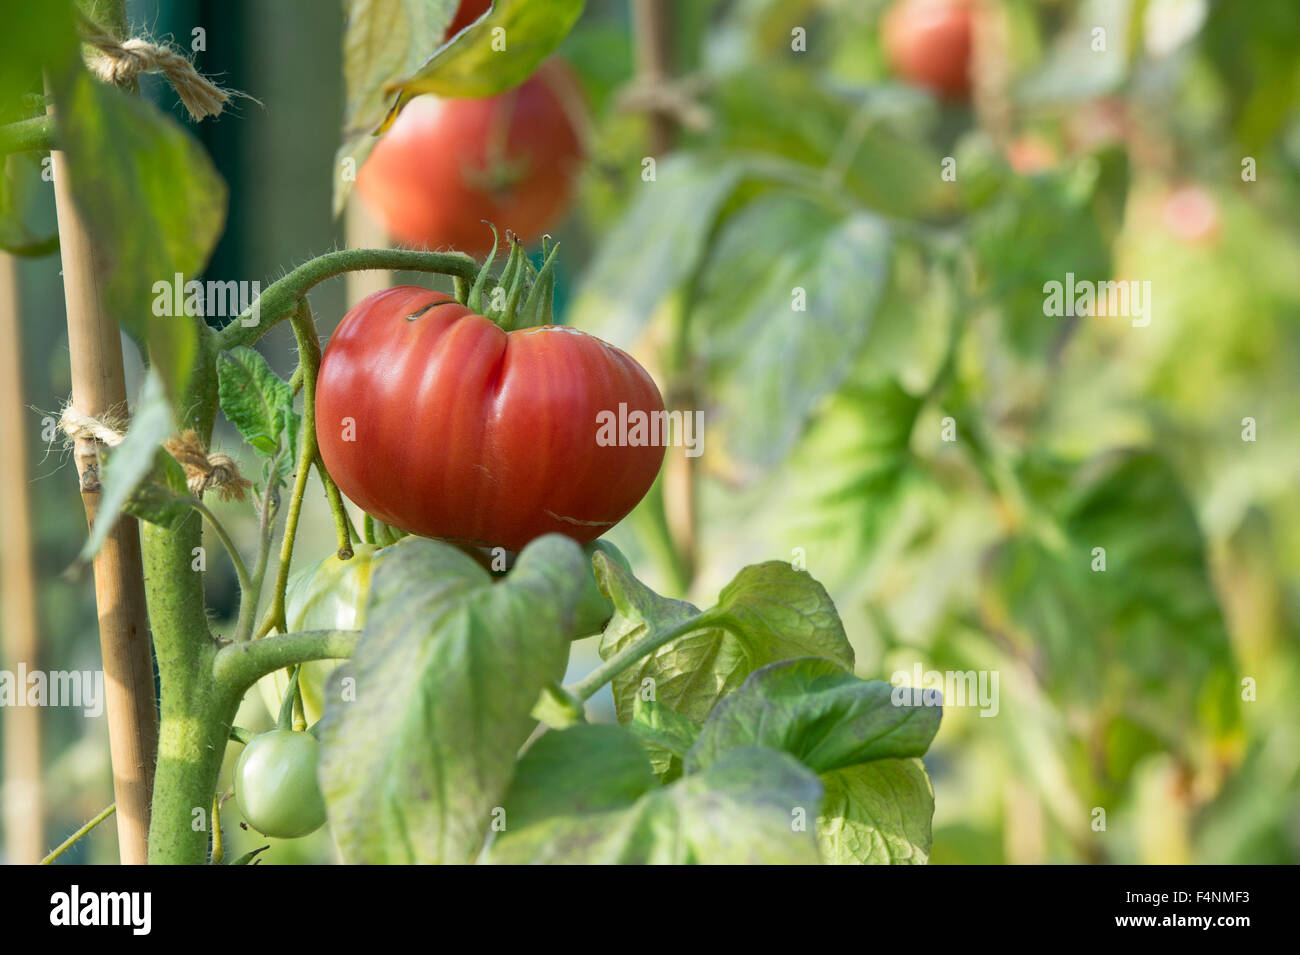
xmin=356 ymin=60 xmax=584 ymax=257
xmin=882 ymin=0 xmax=973 ymax=100
xmin=315 ymin=287 xmax=666 ymax=551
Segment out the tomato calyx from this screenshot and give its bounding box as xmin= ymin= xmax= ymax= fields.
xmin=461 ymin=223 xmax=561 ymax=332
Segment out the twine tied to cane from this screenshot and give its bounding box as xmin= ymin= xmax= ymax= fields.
xmin=58 ymin=406 xmax=250 ymax=502
xmin=78 ymin=16 xmax=257 ymax=122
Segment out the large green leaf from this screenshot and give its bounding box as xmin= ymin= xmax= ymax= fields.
xmin=398 ymin=0 xmax=586 ymax=99
xmin=991 ymin=451 xmax=1239 ymax=739
xmin=696 ymin=200 xmax=891 ymax=468
xmin=597 ymin=555 xmax=854 ymax=724
xmin=485 ymin=725 xmax=823 ymax=864
xmin=685 ymin=658 xmax=941 ymax=774
xmin=567 ymin=154 xmax=747 ymax=346
xmin=317 ymin=534 xmax=587 ymax=863
xmin=1201 ymin=0 xmax=1300 ymax=151
xmin=971 ymin=147 xmax=1128 ymax=354
xmin=705 ymin=68 xmax=946 ymax=218
xmin=685 ymin=658 xmax=941 ymax=865
xmin=52 ymin=71 xmax=226 ymax=402
xmin=1015 ymin=0 xmax=1135 ymax=105
xmin=819 ymin=759 xmax=934 ymax=865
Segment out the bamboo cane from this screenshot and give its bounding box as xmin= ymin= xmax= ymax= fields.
xmin=47 ymin=122 xmax=158 ymax=869
xmin=0 ymin=250 xmax=45 ymax=864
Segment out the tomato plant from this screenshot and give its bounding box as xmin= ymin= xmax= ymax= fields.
xmin=8 ymin=0 xmax=1286 ymax=886
xmin=315 ymin=282 xmax=665 ymax=550
xmin=234 ymin=730 xmax=328 ymax=839
xmin=356 ymin=59 xmax=584 ymax=256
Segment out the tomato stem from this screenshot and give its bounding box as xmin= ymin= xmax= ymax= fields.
xmin=212 ymin=629 xmax=361 ymax=698
xmin=217 ymin=248 xmax=480 ymax=353
xmin=568 ymin=610 xmax=719 ymax=703
xmin=239 ymin=445 xmax=286 ymax=643
xmin=254 ymin=300 xmax=344 ymax=640
xmin=40 ymin=803 xmax=117 ymax=865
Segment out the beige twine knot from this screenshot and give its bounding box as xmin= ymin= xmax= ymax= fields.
xmin=79 ymin=17 xmax=256 ymax=122
xmin=58 ymin=405 xmax=127 ymax=448
xmin=58 ymin=406 xmax=250 ymax=502
xmin=164 ymin=431 xmax=252 ymax=502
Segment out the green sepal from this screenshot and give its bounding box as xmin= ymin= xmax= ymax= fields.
xmin=517 ymin=238 xmax=560 ymax=329
xmin=466 ymin=222 xmax=500 ymax=314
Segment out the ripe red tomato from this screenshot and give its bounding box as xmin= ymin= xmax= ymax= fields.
xmin=315 ymin=287 xmax=666 ymax=551
xmin=444 ymin=0 xmax=492 ymax=40
xmin=882 ymin=0 xmax=973 ymax=100
xmin=356 ymin=60 xmax=585 ymax=257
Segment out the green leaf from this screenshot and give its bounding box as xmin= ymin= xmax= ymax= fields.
xmin=52 ymin=71 xmax=226 ymax=402
xmin=705 ymin=68 xmax=946 ymax=218
xmin=597 ymin=556 xmax=854 ymax=724
xmin=335 ymin=0 xmax=460 ymax=212
xmin=992 ymin=451 xmax=1239 ymax=740
xmin=216 ymin=347 xmax=294 ymax=457
xmin=685 ymin=658 xmax=941 ymax=775
xmin=819 ymin=759 xmax=934 ymax=865
xmin=0 ymin=2 xmax=75 ymax=124
xmin=1015 ymin=0 xmax=1134 ymax=105
xmin=971 ymin=147 xmax=1129 ymax=354
xmin=627 ymin=696 xmax=699 ymax=782
xmin=485 ymin=726 xmax=823 ymax=864
xmin=80 ymin=370 xmax=175 ymax=561
xmin=493 ymin=725 xmax=659 ymax=833
xmin=568 ymin=154 xmax=747 ymax=346
xmin=317 ymin=533 xmax=587 ymax=863
xmin=699 ymin=204 xmax=891 ymax=469
xmin=684 ymin=658 xmax=941 ymax=865
xmin=398 ymin=0 xmax=586 ymax=99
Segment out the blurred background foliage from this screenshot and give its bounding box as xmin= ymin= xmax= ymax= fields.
xmin=2 ymin=0 xmax=1298 ymax=864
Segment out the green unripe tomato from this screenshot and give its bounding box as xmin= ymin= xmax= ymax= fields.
xmin=570 ymin=539 xmax=631 ymax=639
xmin=258 ymin=543 xmax=389 ymax=726
xmin=234 ymin=730 xmax=327 ymax=839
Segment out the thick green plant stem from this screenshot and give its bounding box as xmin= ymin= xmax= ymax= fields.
xmin=217 ymin=248 xmax=478 ymax=352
